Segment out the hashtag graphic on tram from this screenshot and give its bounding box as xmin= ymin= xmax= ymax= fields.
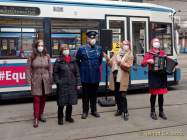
xmin=0 ymin=71 xmax=5 ymax=80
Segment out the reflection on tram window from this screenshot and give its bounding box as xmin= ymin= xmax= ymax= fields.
xmin=132 ymin=21 xmax=146 ymax=55
xmin=51 ymin=19 xmax=100 ymax=57
xmin=131 ymin=21 xmax=146 ymax=64
xmin=0 ymin=18 xmax=43 ymax=58
xmin=51 ymin=33 xmax=81 ymax=57
xmin=0 ymin=31 xmax=35 ymax=58
xmin=151 ymin=23 xmax=172 ymax=55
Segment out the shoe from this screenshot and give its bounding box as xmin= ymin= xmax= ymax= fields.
xmin=159 ymin=112 xmax=167 ymax=120
xmin=81 ymin=113 xmax=88 ymax=119
xmin=58 ymin=118 xmax=63 ymax=125
xmin=123 ymin=113 xmax=129 ymax=121
xmin=91 ymin=112 xmax=100 ymax=118
xmin=66 ymin=117 xmax=74 ymax=123
xmin=150 ymin=112 xmax=158 ymax=120
xmin=33 ymin=118 xmax=39 ymax=128
xmin=114 ymin=111 xmax=122 ymax=116
xmin=39 ymin=116 xmax=46 ymax=123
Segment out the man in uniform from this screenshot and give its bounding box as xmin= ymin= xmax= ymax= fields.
xmin=76 ymin=31 xmax=103 ymax=119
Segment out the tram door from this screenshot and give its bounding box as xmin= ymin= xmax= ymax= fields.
xmin=129 ymin=17 xmax=149 ymax=85
xmin=106 ymin=16 xmax=127 ymax=54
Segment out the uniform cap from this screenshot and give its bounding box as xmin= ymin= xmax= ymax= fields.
xmin=86 ymin=31 xmax=97 ymax=39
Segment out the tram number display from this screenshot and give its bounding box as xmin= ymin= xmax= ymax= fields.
xmin=0 ymin=5 xmax=40 ymax=16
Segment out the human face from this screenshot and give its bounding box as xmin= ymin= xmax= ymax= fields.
xmin=88 ymin=37 xmax=96 ymax=46
xmin=62 ymin=47 xmax=70 ymax=56
xmin=37 ymin=41 xmax=44 ymax=53
xmin=121 ymin=41 xmax=130 ymax=51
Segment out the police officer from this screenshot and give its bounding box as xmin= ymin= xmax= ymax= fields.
xmin=76 ymin=31 xmax=103 ymax=119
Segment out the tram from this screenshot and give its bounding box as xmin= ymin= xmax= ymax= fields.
xmin=0 ymin=0 xmax=181 ymax=99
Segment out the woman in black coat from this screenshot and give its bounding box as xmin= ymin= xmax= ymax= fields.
xmin=53 ymin=45 xmax=81 ymax=125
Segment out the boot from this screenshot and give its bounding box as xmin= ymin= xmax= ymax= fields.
xmin=58 ymin=107 xmax=64 ymax=125
xmin=159 ymin=112 xmax=167 ymax=120
xmin=114 ymin=110 xmax=122 ymax=116
xmin=123 ymin=113 xmax=129 ymax=121
xmin=150 ymin=112 xmax=158 ymax=120
xmin=58 ymin=117 xmax=63 ymax=125
xmin=66 ymin=117 xmax=74 ymax=123
xmin=91 ymin=112 xmax=100 ymax=118
xmin=39 ymin=114 xmax=46 ymax=123
xmin=33 ymin=118 xmax=39 ymax=128
xmin=81 ymin=113 xmax=88 ymax=119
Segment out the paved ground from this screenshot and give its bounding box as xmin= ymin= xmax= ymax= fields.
xmin=0 ymin=54 xmax=187 ymax=140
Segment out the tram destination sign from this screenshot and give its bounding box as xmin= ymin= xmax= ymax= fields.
xmin=0 ymin=5 xmax=40 ymax=16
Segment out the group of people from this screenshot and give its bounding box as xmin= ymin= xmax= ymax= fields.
xmin=27 ymin=31 xmax=170 ymax=128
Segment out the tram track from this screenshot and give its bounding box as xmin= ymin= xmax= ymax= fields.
xmin=0 ymin=102 xmax=187 ymax=125
xmin=73 ymin=122 xmax=187 ymax=140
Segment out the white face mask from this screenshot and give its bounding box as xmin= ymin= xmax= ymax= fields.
xmin=63 ymin=50 xmax=70 ymax=56
xmin=37 ymin=46 xmax=44 ymax=53
xmin=123 ymin=45 xmax=129 ymax=51
xmin=90 ymin=39 xmax=96 ymax=46
xmin=153 ymin=42 xmax=160 ymax=48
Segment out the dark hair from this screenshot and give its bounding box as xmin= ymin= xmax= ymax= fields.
xmin=30 ymin=40 xmax=48 ymax=61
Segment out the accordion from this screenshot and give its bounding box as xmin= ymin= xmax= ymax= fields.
xmin=151 ymin=54 xmax=178 ymax=74
xmin=166 ymin=57 xmax=178 ymax=74
xmin=152 ymin=55 xmax=166 ymax=72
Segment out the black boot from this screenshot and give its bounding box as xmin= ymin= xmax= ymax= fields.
xmin=114 ymin=110 xmax=122 ymax=116
xmin=39 ymin=114 xmax=46 ymax=123
xmin=58 ymin=117 xmax=63 ymax=125
xmin=81 ymin=113 xmax=88 ymax=119
xmin=58 ymin=106 xmax=64 ymax=125
xmin=123 ymin=113 xmax=129 ymax=121
xmin=65 ymin=105 xmax=74 ymax=123
xmin=159 ymin=112 xmax=167 ymax=120
xmin=91 ymin=112 xmax=100 ymax=118
xmin=150 ymin=112 xmax=158 ymax=120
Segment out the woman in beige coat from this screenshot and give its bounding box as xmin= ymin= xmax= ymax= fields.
xmin=27 ymin=40 xmax=52 ymax=128
xmin=104 ymin=40 xmax=133 ymax=121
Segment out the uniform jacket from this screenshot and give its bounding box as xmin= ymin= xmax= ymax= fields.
xmin=76 ymin=44 xmax=103 ymax=83
xmin=53 ymin=56 xmax=81 ymax=106
xmin=108 ymin=50 xmax=134 ymax=92
xmin=26 ymin=54 xmax=53 ymax=96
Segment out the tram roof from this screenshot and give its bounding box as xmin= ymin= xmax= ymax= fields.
xmin=2 ymin=0 xmax=175 ymax=13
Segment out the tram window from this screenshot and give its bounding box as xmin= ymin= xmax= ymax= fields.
xmin=151 ymin=23 xmax=172 ymax=55
xmin=0 ymin=18 xmax=43 ymax=58
xmin=51 ymin=19 xmax=100 ymax=57
xmin=131 ymin=21 xmax=146 ymax=64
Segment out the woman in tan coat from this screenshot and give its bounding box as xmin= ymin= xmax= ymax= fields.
xmin=104 ymin=40 xmax=133 ymax=121
xmin=27 ymin=40 xmax=52 ymax=128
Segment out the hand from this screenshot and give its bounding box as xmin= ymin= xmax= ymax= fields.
xmin=103 ymin=52 xmax=107 ymax=57
xmin=117 ymin=61 xmax=121 ymax=66
xmin=147 ymin=59 xmax=154 ymax=64
xmin=77 ymin=86 xmax=81 ymax=90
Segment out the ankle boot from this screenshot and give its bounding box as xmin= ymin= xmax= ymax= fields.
xmin=58 ymin=117 xmax=63 ymax=125
xmin=39 ymin=114 xmax=46 ymax=123
xmin=159 ymin=112 xmax=167 ymax=120
xmin=33 ymin=118 xmax=39 ymax=128
xmin=150 ymin=112 xmax=158 ymax=120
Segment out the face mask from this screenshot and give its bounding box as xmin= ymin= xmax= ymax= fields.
xmin=123 ymin=45 xmax=129 ymax=51
xmin=90 ymin=39 xmax=96 ymax=46
xmin=63 ymin=50 xmax=70 ymax=56
xmin=153 ymin=42 xmax=160 ymax=48
xmin=37 ymin=46 xmax=44 ymax=53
